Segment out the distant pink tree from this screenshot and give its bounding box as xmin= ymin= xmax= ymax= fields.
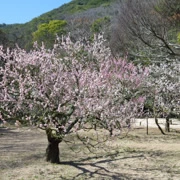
xmin=0 ymin=35 xmax=148 ymax=163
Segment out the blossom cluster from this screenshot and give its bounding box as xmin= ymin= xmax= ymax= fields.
xmin=146 ymin=61 xmax=180 ymax=117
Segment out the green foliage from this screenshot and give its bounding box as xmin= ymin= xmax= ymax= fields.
xmin=144 ymin=97 xmax=154 ymax=113
xmin=91 ymin=16 xmax=110 ymax=33
xmin=178 ymin=32 xmax=180 ymax=44
xmin=32 ymin=20 xmax=67 ymax=48
xmin=60 ymin=0 xmax=115 ymax=13
xmin=87 ymin=0 xmax=112 ymax=6
xmin=48 ymin=20 xmax=67 ymax=34
xmin=0 ymin=29 xmax=8 ymax=46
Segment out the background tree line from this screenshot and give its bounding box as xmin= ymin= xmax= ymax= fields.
xmin=0 ymin=0 xmax=179 ymax=57
xmin=0 ymin=0 xmax=115 ymax=50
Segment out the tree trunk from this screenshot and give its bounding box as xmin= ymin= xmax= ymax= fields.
xmin=155 ymin=117 xmax=166 ymax=135
xmin=46 ymin=141 xmax=60 ymax=164
xmin=165 ymin=117 xmax=170 ymax=132
xmin=45 ymin=128 xmax=62 ymax=164
xmin=146 ymin=118 xmax=149 ymax=135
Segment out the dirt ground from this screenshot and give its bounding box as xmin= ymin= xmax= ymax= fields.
xmin=0 ymin=125 xmax=180 ymax=180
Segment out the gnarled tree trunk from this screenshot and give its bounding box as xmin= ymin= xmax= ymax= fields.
xmin=45 ymin=128 xmax=63 ymax=164
xmin=46 ymin=141 xmax=60 ymax=163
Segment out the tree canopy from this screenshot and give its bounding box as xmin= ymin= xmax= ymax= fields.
xmin=0 ymin=29 xmax=8 ymax=47
xmin=32 ymin=20 xmax=67 ymax=48
xmin=0 ymin=35 xmax=147 ymax=163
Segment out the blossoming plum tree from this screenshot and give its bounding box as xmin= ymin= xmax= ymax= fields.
xmin=0 ymin=35 xmax=148 ymax=163
xmin=146 ymin=61 xmax=180 ymax=133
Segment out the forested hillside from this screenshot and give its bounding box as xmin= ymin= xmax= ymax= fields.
xmin=0 ymin=0 xmax=116 ymax=49
xmin=0 ymin=0 xmax=180 ymax=62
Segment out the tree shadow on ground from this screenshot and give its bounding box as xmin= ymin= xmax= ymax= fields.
xmin=0 ymin=127 xmax=18 ymax=134
xmin=60 ymin=152 xmax=145 ymax=180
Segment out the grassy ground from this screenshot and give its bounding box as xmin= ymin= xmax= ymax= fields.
xmin=0 ymin=126 xmax=180 ymax=180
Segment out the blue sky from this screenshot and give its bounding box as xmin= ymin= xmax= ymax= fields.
xmin=0 ymin=0 xmax=72 ymax=24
